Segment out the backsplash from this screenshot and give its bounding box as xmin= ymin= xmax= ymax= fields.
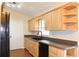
xmin=49 ymin=30 xmax=79 ymax=45
xmin=49 ymin=30 xmax=76 ymax=35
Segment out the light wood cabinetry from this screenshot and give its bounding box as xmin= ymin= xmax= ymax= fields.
xmin=24 ymin=37 xmax=39 ymax=57
xmin=49 ymin=46 xmax=77 ymax=57
xmin=62 ymin=3 xmax=78 ymax=30
xmin=44 ymin=8 xmax=63 ymax=30
xmin=44 ymin=12 xmax=52 ymax=30
xmin=44 ymin=3 xmax=78 ymax=30
xmin=28 ymin=18 xmax=39 ymax=31
xmin=28 ymin=19 xmax=33 ymax=31
xmin=52 ymin=8 xmax=63 ymax=30
xmin=28 ymin=3 xmax=78 ymax=31
xmin=49 ymin=46 xmax=66 ymax=57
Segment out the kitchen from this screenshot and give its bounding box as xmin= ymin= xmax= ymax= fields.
xmin=0 ymin=2 xmax=79 ymax=57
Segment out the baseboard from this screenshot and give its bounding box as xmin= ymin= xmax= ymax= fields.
xmin=10 ymin=48 xmax=24 ymax=51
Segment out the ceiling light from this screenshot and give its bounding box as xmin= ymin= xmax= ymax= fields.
xmin=6 ymin=2 xmax=22 ymax=8
xmin=17 ymin=5 xmax=21 ymax=8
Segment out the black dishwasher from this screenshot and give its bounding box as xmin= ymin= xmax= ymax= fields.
xmin=39 ymin=42 xmax=48 ymax=57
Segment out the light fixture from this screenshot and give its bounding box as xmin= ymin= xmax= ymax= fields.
xmin=17 ymin=5 xmax=21 ymax=8
xmin=6 ymin=2 xmax=22 ymax=8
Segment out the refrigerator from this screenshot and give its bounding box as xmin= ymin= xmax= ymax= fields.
xmin=0 ymin=12 xmax=10 ymax=57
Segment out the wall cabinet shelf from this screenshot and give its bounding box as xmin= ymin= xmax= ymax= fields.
xmin=64 ymin=22 xmax=77 ymax=24
xmin=62 ymin=3 xmax=78 ymax=30
xmin=64 ymin=5 xmax=76 ymax=10
xmin=63 ymin=14 xmax=77 ymax=17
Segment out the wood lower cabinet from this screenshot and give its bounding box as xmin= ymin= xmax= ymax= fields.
xmin=49 ymin=46 xmax=77 ymax=57
xmin=24 ymin=37 xmax=39 ymax=57
xmin=24 ymin=37 xmax=77 ymax=57
xmin=49 ymin=46 xmax=66 ymax=57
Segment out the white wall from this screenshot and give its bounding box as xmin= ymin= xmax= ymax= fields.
xmin=6 ymin=9 xmax=29 ymax=50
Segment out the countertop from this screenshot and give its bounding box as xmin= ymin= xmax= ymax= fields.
xmin=24 ymin=35 xmax=78 ymax=50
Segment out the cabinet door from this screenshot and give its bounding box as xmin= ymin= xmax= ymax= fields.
xmin=52 ymin=10 xmax=58 ymax=30
xmin=34 ymin=18 xmax=39 ymax=31
xmin=49 ymin=46 xmax=66 ymax=57
xmin=28 ymin=20 xmax=34 ymax=31
xmin=28 ymin=19 xmax=39 ymax=31
xmin=24 ymin=37 xmax=31 ymax=51
xmin=57 ymin=8 xmax=63 ymax=30
xmin=49 ymin=46 xmax=58 ymax=57
xmin=44 ymin=12 xmax=52 ymax=30
xmin=52 ymin=9 xmax=63 ymax=30
xmin=29 ymin=40 xmax=39 ymax=57
xmin=24 ymin=37 xmax=39 ymax=57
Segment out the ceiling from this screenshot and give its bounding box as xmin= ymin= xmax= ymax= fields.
xmin=5 ymin=2 xmax=66 ymax=17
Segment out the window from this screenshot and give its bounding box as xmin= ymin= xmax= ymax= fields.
xmin=38 ymin=19 xmax=49 ymax=35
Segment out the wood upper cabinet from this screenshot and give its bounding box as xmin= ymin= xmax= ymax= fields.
xmin=28 ymin=19 xmax=33 ymax=31
xmin=44 ymin=8 xmax=63 ymax=30
xmin=28 ymin=18 xmax=39 ymax=31
xmin=34 ymin=18 xmax=39 ymax=31
xmin=51 ymin=8 xmax=63 ymax=30
xmin=44 ymin=3 xmax=78 ymax=31
xmin=28 ymin=3 xmax=78 ymax=31
xmin=44 ymin=12 xmax=52 ymax=30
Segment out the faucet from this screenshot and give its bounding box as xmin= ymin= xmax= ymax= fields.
xmin=38 ymin=31 xmax=42 ymax=40
xmin=31 ymin=30 xmax=42 ymax=40
xmin=31 ymin=30 xmax=42 ymax=36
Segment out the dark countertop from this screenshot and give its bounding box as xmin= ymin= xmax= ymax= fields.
xmin=24 ymin=35 xmax=78 ymax=50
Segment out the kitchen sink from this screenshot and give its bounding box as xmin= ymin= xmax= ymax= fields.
xmin=32 ymin=36 xmax=42 ymax=40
